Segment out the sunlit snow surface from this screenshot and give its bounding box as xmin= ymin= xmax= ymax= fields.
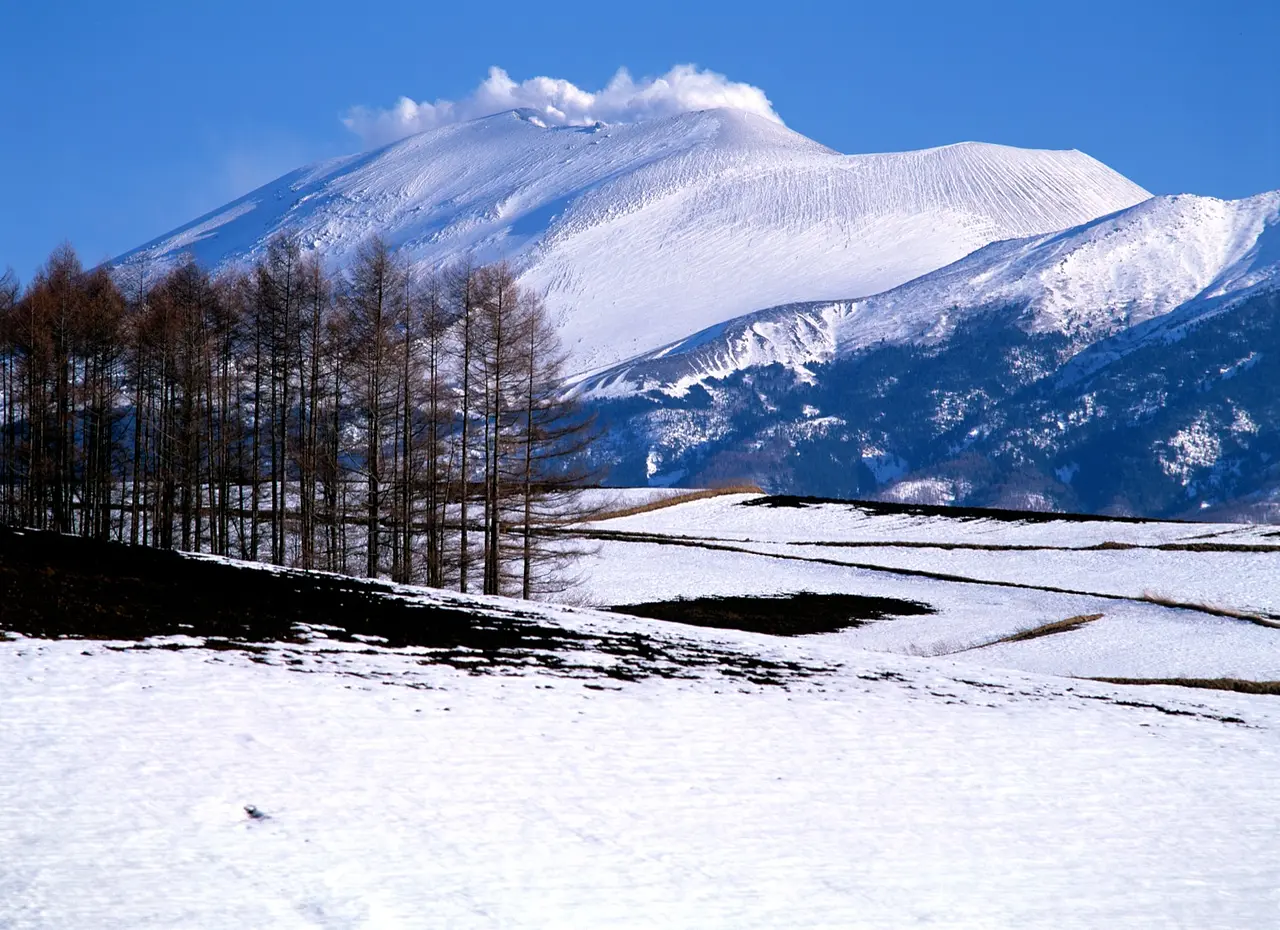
xmin=114 ymin=108 xmax=1149 ymax=372
xmin=578 ymin=493 xmax=1280 ymax=678
xmin=4 ymin=493 xmax=1280 ymax=927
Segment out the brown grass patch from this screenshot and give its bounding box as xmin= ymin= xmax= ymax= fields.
xmin=993 ymin=613 xmax=1105 ymax=643
xmin=591 ymin=485 xmax=764 ymax=522
xmin=930 ymin=613 xmax=1104 ymax=656
xmin=1089 ymin=677 xmax=1280 ymax=696
xmin=1139 ymin=591 xmax=1280 ymax=628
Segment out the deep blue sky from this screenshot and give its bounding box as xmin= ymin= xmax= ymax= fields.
xmin=3 ymin=0 xmax=1276 ymax=280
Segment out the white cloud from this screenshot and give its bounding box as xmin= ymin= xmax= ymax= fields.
xmin=343 ymin=65 xmax=783 ymax=147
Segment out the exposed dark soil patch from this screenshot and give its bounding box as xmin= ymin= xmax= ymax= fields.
xmin=742 ymin=494 xmax=1187 ymax=524
xmin=0 ymin=525 xmax=832 ymax=686
xmin=1076 ymin=693 xmax=1246 ymax=724
xmin=0 ymin=524 xmax=548 ymax=648
xmin=609 ymin=591 xmax=933 ymax=636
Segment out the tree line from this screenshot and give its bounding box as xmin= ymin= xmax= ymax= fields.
xmin=0 ymin=237 xmax=595 ymax=598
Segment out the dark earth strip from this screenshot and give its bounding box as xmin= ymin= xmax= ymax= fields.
xmin=1089 ymin=677 xmax=1280 ymax=696
xmin=610 ymin=591 xmax=933 ymax=636
xmin=741 ymin=494 xmax=1193 ymax=524
xmin=0 ymin=525 xmax=833 ymax=686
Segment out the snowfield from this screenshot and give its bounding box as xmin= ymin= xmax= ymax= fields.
xmin=5 ymin=632 xmax=1279 ymax=928
xmin=4 ymin=492 xmax=1280 ymax=927
xmin=576 ymin=493 xmax=1280 ymax=679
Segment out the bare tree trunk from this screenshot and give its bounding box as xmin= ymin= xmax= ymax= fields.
xmin=457 ymin=270 xmax=473 ymax=593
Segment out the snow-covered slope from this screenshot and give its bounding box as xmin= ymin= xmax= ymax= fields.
xmin=833 ymin=189 xmax=1280 ymax=353
xmin=115 ymin=108 xmax=1149 ymax=370
xmin=10 ymin=633 xmax=1280 ymax=928
xmin=576 ymin=189 xmax=1280 ymax=514
xmin=578 ymin=491 xmax=1280 ymax=679
xmin=5 ymin=499 xmax=1280 ymax=927
xmin=581 ymin=190 xmax=1280 ymax=396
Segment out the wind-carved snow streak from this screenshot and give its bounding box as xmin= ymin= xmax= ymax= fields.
xmin=115 ymin=108 xmax=1149 ymax=372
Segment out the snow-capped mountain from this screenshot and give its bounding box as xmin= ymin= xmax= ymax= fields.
xmin=116 ymin=107 xmax=1149 ymax=371
xmin=583 ymin=190 xmax=1280 ymax=518
xmin=114 ymin=105 xmax=1280 ymax=518
xmin=580 ymin=190 xmax=1280 ymax=398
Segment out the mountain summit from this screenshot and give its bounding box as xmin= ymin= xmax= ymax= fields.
xmin=116 ymin=108 xmax=1149 ymax=371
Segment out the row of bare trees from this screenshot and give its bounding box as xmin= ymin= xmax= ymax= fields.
xmin=0 ymin=238 xmax=595 ymax=598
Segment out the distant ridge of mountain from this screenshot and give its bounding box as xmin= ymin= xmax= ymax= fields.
xmin=581 ymin=190 xmax=1280 ymax=519
xmin=579 ymin=189 xmax=1280 ymax=399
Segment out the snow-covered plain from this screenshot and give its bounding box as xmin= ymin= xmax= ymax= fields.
xmin=4 ymin=621 xmax=1279 ymax=927
xmin=574 ymin=493 xmax=1280 ymax=679
xmin=4 ymin=493 xmax=1280 ymax=927
xmin=114 ymin=108 xmax=1149 ymax=372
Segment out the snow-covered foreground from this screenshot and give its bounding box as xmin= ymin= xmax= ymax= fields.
xmin=3 ymin=629 xmax=1278 ymax=928
xmin=4 ymin=494 xmax=1280 ymax=927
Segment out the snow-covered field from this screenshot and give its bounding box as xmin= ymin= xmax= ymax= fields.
xmin=575 ymin=493 xmax=1280 ymax=679
xmin=4 ymin=631 xmax=1278 ymax=928
xmin=4 ymin=491 xmax=1280 ymax=927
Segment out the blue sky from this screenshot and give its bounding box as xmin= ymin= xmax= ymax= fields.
xmin=2 ymin=0 xmax=1276 ymax=280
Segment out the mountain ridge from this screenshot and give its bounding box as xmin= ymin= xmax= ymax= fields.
xmin=115 ymin=107 xmax=1150 ymax=371
xmin=578 ymin=188 xmax=1280 ymax=399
